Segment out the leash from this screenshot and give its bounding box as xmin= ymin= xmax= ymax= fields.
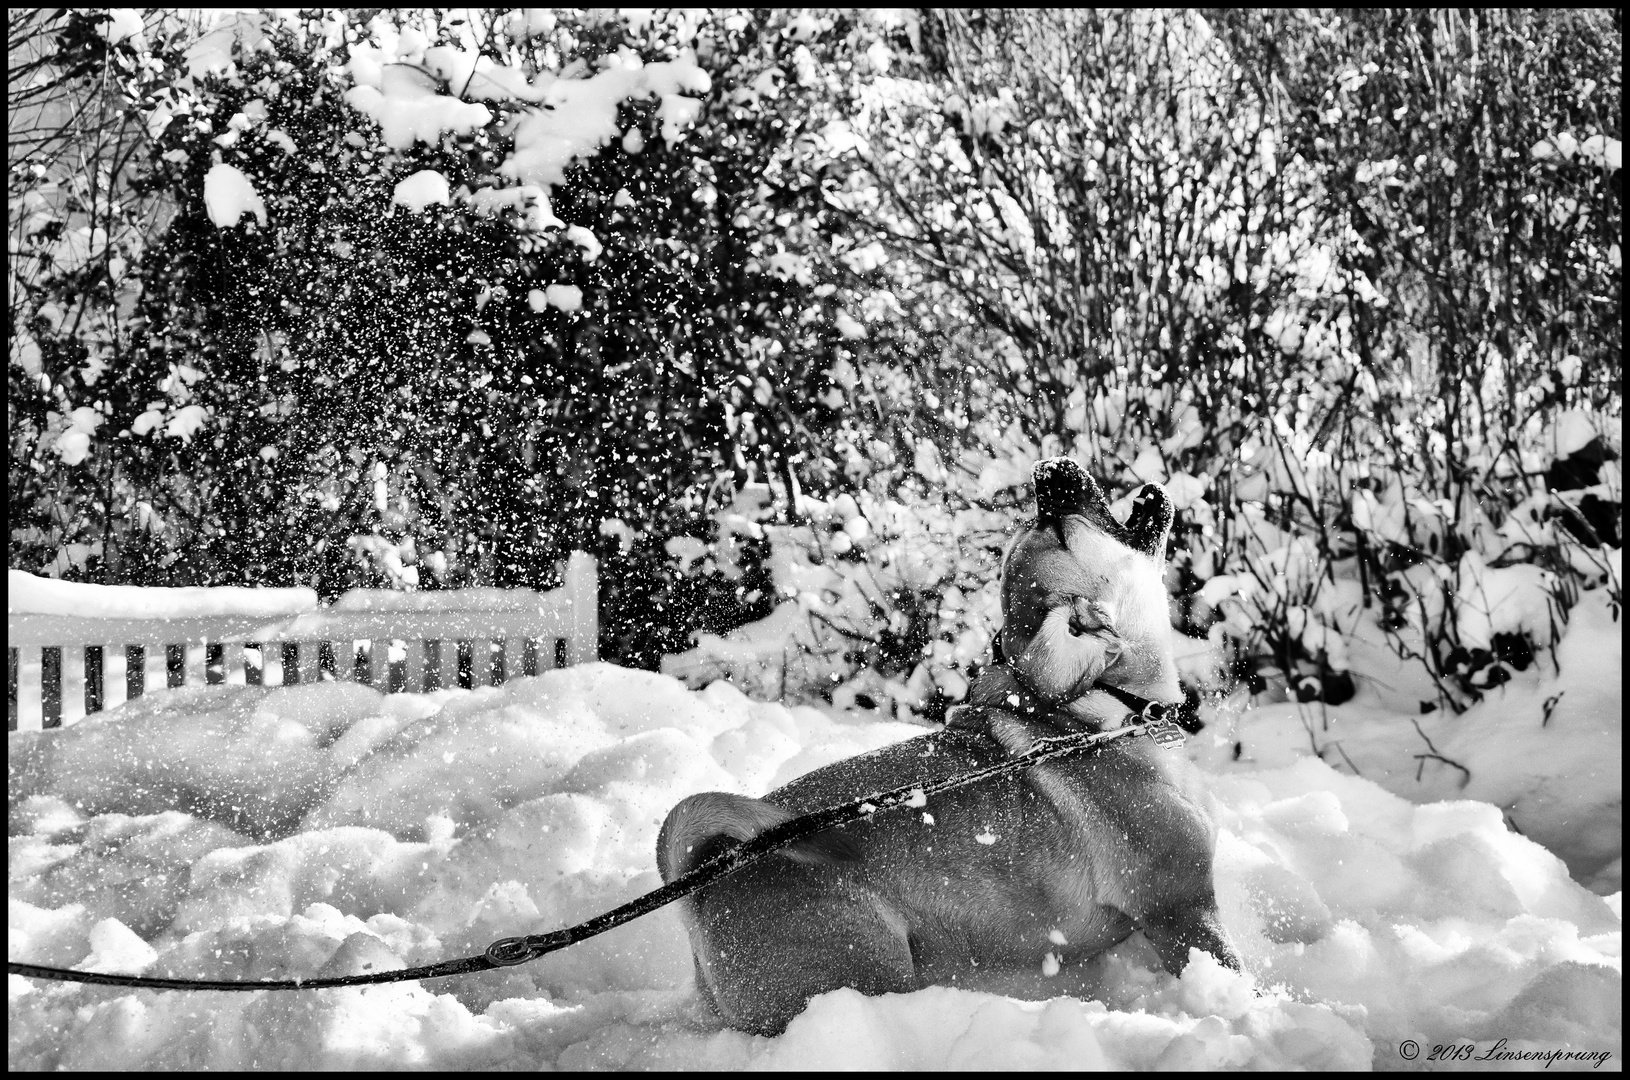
xmin=9 ymin=705 xmax=1186 ymax=993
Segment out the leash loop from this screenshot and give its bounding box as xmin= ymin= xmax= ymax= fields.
xmin=484 ymin=937 xmax=537 ymax=967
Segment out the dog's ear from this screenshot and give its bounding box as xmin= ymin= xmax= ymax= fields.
xmin=1125 ymin=483 xmax=1174 ymax=559
xmin=1033 ymin=457 xmax=1109 ymax=529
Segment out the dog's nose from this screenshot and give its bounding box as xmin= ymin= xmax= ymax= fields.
xmin=1033 ymin=458 xmax=1088 ymax=524
xmin=1033 ymin=458 xmax=1107 ymax=544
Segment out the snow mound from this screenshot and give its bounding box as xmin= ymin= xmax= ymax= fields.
xmin=9 ymin=665 xmax=1620 ymax=1070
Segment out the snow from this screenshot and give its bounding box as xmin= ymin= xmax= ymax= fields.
xmin=100 ymin=9 xmax=146 ymax=50
xmin=1455 ymin=551 xmax=1564 ymax=651
xmin=9 ymin=656 xmax=1620 ymax=1069
xmin=203 ymin=163 xmax=268 ymax=229
xmin=564 ymin=224 xmax=602 ymax=262
xmin=503 ymin=52 xmax=711 ymax=188
xmin=344 ymin=79 xmax=493 ymax=153
xmin=162 ymin=403 xmax=209 ymax=443
xmin=329 ymin=587 xmax=553 ymax=613
xmin=1551 ymin=405 xmax=1603 ymax=456
xmin=391 ymin=170 xmax=451 ymax=213
xmin=1214 ymin=586 xmax=1623 ymax=895
xmin=9 ymin=569 xmax=315 ymax=620
xmin=545 ymin=284 xmax=583 ymax=313
xmin=53 ymin=407 xmax=102 ymax=467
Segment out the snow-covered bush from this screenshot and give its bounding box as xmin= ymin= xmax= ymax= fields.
xmin=9 ymin=10 xmax=871 ymax=668
xmin=668 ymin=9 xmax=1620 ymax=720
xmin=8 ymin=10 xmax=1619 ymax=715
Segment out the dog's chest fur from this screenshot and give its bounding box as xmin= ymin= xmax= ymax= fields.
xmin=1060 ymin=519 xmax=1181 ymax=696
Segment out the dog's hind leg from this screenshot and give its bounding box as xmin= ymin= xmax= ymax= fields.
xmin=693 ymin=879 xmax=918 ymax=1036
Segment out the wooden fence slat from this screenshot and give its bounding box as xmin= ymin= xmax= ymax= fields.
xmin=489 ymin=640 xmax=505 ymax=686
xmin=278 ymin=641 xmax=298 ymax=685
xmin=564 ymin=550 xmax=599 ymax=665
xmin=356 ymin=640 xmax=373 ymax=686
xmin=299 ymin=640 xmax=321 ymax=685
xmin=244 ymin=643 xmax=263 ymax=686
xmin=60 ymin=644 xmax=86 ymax=724
xmin=205 ymin=643 xmax=225 ymax=685
xmin=17 ymin=648 xmax=41 ymax=731
xmin=383 ymin=640 xmax=405 ymax=693
xmin=148 ymin=643 xmax=170 ymax=695
xmin=403 ymin=639 xmax=425 ymax=693
xmin=9 ymin=647 xmax=19 ymax=731
xmin=218 ymin=642 xmax=243 ymax=687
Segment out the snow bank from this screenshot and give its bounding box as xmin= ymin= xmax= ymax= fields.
xmin=9 ymin=664 xmax=1619 ymax=1069
xmin=1212 ymin=587 xmax=1622 ymax=894
xmin=8 ymin=569 xmax=316 ymax=620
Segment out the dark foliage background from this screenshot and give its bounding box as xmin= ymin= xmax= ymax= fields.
xmin=9 ymin=9 xmax=1620 ymax=698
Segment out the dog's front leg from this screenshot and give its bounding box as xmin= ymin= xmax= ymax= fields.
xmin=1139 ymin=898 xmax=1242 ymax=975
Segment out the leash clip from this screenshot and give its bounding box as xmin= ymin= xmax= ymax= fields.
xmin=1139 ymin=702 xmax=1186 ymax=750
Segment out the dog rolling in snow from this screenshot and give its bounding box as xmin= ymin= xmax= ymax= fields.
xmin=657 ymin=458 xmax=1240 ymax=1035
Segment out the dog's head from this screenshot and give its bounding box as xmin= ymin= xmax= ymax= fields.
xmin=997 ymin=458 xmax=1180 ymax=705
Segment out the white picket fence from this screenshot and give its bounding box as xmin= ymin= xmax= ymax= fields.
xmin=8 ymin=553 xmax=597 ymax=731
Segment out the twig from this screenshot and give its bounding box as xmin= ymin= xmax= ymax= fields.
xmin=1409 ymin=717 xmax=1471 ymax=787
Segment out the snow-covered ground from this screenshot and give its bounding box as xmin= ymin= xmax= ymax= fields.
xmin=9 ymin=635 xmax=1621 ymax=1068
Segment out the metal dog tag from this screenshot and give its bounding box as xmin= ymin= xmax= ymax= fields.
xmin=1146 ymin=719 xmax=1186 ymax=750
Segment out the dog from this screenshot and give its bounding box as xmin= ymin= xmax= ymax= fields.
xmin=657 ymin=458 xmax=1240 ymax=1035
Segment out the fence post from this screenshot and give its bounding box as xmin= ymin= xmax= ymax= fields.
xmin=564 ymin=551 xmax=598 ymax=665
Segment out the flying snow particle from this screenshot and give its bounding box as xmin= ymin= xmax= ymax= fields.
xmin=975 ymin=829 xmax=998 ymax=845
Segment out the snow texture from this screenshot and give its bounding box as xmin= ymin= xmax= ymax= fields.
xmin=203 ymin=163 xmax=268 ymax=229
xmin=9 ymin=569 xmax=315 ymax=620
xmin=9 ymin=658 xmax=1620 ymax=1070
xmin=391 ymin=169 xmax=452 ymax=213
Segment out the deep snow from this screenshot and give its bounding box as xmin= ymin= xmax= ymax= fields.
xmin=9 ymin=654 xmax=1621 ymax=1069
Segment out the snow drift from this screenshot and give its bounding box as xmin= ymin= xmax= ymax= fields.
xmin=8 ymin=662 xmax=1620 ymax=1070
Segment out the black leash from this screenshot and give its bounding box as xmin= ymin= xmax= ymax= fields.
xmin=9 ymin=707 xmax=1186 ymax=993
